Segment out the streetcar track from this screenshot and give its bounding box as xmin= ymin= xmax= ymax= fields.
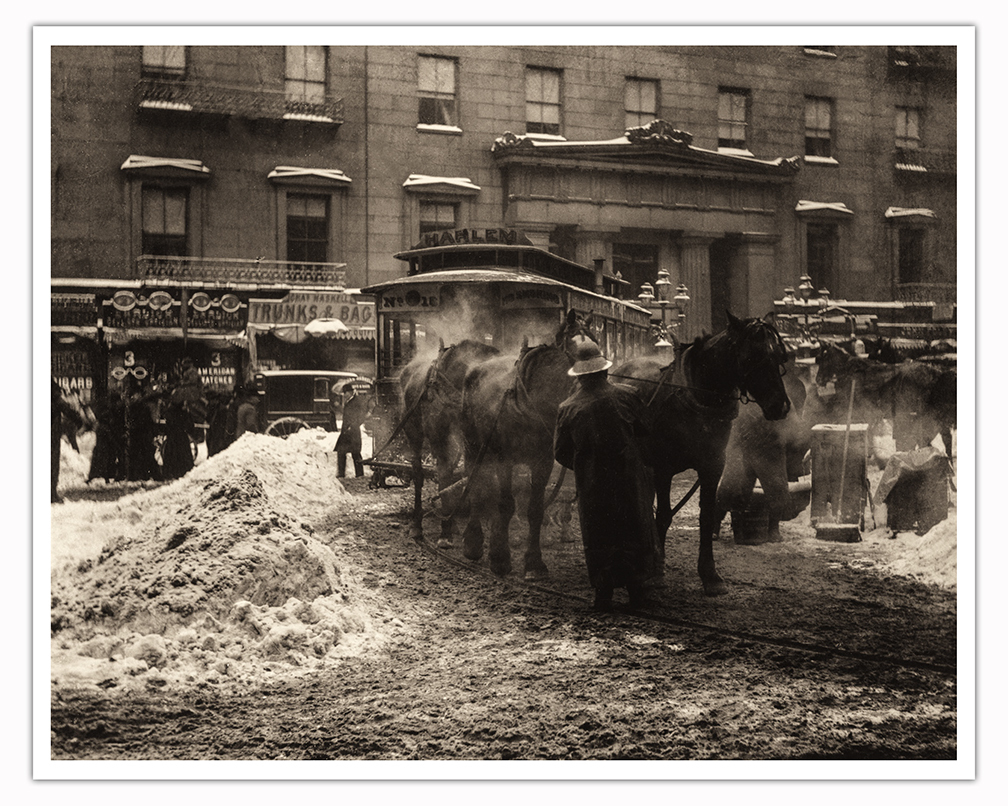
xmin=410 ymin=530 xmax=957 ymax=678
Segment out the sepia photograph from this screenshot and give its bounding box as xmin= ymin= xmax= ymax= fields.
xmin=34 ymin=21 xmax=977 ymax=784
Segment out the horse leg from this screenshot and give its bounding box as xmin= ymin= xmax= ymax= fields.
xmin=434 ymin=443 xmax=459 ymax=549
xmin=522 ymin=459 xmax=552 ymax=580
xmin=487 ymin=461 xmax=515 ymax=577
xmin=653 ymin=466 xmax=675 ymax=558
xmin=461 ymin=452 xmax=487 ymax=562
xmin=409 ymin=450 xmax=425 ymax=542
xmin=698 ymin=472 xmax=728 ymax=596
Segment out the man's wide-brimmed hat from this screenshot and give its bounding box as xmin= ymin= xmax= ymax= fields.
xmin=568 ymin=339 xmax=612 ymax=377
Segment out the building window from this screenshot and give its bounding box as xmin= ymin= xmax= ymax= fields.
xmin=805 ymin=96 xmax=833 ymax=158
xmin=612 ymin=243 xmax=660 ymax=300
xmin=419 ymin=201 xmax=458 ymax=236
xmin=286 ymin=194 xmax=329 ymax=264
xmin=418 ymin=55 xmax=458 ymax=128
xmin=525 ymin=67 xmax=562 ymax=136
xmin=142 ymin=45 xmax=186 ymax=77
xmin=285 ymin=45 xmax=326 ymax=104
xmin=898 ymin=228 xmax=926 ymax=284
xmin=806 ymin=223 xmax=838 ymax=292
xmin=625 ymin=78 xmax=658 ymax=130
xmin=718 ymin=88 xmax=750 ymax=151
xmin=141 ymin=186 xmax=187 ymax=256
xmin=896 ymin=107 xmax=921 ymax=150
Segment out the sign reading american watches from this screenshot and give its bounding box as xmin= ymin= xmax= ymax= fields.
xmin=248 ymin=291 xmax=375 ymax=329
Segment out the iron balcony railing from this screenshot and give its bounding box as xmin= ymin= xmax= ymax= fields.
xmin=137 ymin=255 xmax=347 ymax=288
xmin=893 ymin=148 xmax=957 ymax=176
xmin=135 ymin=77 xmax=345 ymax=125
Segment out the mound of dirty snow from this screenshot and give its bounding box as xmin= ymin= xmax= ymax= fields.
xmin=50 ymin=430 xmax=402 ymax=693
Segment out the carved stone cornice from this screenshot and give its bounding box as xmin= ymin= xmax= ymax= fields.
xmin=624 ymin=119 xmax=693 ymax=148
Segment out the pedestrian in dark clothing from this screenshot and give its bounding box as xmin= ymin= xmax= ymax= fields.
xmin=125 ymin=377 xmax=161 ymax=482
xmin=52 ymin=379 xmax=85 ymax=503
xmin=160 ymin=401 xmax=195 ymax=480
xmin=204 ymin=390 xmax=232 ymax=457
xmin=88 ymin=391 xmax=126 ymax=483
xmin=234 ymin=387 xmax=261 ymax=438
xmin=553 ymin=339 xmax=663 ymax=612
xmin=334 ymin=383 xmax=372 ymax=478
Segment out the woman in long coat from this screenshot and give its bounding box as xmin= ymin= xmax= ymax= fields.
xmin=553 ymin=341 xmax=662 ymax=611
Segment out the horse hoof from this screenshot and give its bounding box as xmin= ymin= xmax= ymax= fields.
xmin=436 ymin=537 xmax=453 ymax=550
xmin=702 ymin=579 xmax=729 ymax=597
xmin=408 ymin=526 xmax=423 ymax=543
xmin=490 ymin=559 xmax=512 ymax=578
xmin=523 ymin=567 xmax=549 ymax=582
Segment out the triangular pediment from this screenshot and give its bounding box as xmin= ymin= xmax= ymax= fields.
xmin=491 ymin=120 xmax=800 ymax=180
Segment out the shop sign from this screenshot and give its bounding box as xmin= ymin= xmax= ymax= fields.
xmin=248 ymin=291 xmax=375 ymax=328
xmin=412 ymin=228 xmax=529 ymax=250
xmin=104 ymin=290 xmax=181 ymax=328
xmin=501 ymin=287 xmax=563 ymax=310
xmin=52 ymin=347 xmax=96 ymax=403
xmin=198 ymin=351 xmax=238 ymax=391
xmin=51 ymin=293 xmax=98 ymax=327
xmin=187 ymin=292 xmax=246 ymax=330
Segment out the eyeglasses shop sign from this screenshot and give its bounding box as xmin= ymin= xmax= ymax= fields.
xmin=248 ymin=292 xmax=374 ymax=328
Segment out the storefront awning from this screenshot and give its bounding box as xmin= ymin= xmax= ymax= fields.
xmin=103 ymin=327 xmax=244 ymax=348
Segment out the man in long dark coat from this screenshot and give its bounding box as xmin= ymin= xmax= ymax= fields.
xmin=334 ymin=383 xmax=372 ymax=478
xmin=554 ymin=340 xmax=663 ymax=612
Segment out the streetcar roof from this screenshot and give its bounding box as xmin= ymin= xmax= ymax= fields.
xmin=360 ymin=269 xmax=651 ymax=315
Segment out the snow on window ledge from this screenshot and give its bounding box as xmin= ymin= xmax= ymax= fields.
xmin=524 ymin=132 xmax=568 ymax=142
xmin=717 ymin=147 xmax=755 ymax=158
xmin=804 ymin=155 xmax=839 ymax=166
xmin=416 ymin=123 xmax=463 ymax=135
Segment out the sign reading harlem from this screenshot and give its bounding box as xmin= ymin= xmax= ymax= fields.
xmin=248 ymin=291 xmax=375 ymax=328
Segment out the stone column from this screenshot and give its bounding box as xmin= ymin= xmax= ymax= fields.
xmin=678 ymin=233 xmax=715 ymax=341
xmin=736 ymin=233 xmax=779 ymax=319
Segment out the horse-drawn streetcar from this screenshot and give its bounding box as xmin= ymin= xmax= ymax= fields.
xmin=359 ymin=229 xmax=654 ymax=486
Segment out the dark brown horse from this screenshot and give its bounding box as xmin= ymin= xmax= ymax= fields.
xmin=457 ymin=310 xmax=594 ymax=579
xmin=399 ymin=339 xmax=502 ymax=545
xmin=612 ymin=311 xmax=792 ymax=596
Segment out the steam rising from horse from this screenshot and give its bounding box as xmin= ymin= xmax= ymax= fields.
xmin=613 ymin=312 xmax=791 ymax=596
xmin=399 ymin=339 xmax=501 ymax=545
xmin=458 ymin=310 xmax=594 ymax=579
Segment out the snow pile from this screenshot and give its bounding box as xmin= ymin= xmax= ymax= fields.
xmin=50 ymin=430 xmax=400 ymax=693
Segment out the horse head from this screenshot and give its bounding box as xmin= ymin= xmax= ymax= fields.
xmin=726 ymin=311 xmax=791 ymax=421
xmin=555 ymin=309 xmax=599 ymax=364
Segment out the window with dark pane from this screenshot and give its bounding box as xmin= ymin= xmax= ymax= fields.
xmin=526 ymin=67 xmax=562 ymax=135
xmin=898 ymin=228 xmax=925 ymax=284
xmin=806 ymin=223 xmax=837 ymax=289
xmin=286 ymin=194 xmax=329 ymax=264
xmin=625 ymin=78 xmax=658 ymax=130
xmin=141 ymin=186 xmax=188 ymax=256
xmin=896 ymin=107 xmax=921 ymax=150
xmin=285 ymin=45 xmax=327 ymax=104
xmin=805 ymin=96 xmax=833 ymax=158
xmin=718 ymin=88 xmax=749 ymax=149
xmin=419 ymin=201 xmax=457 ymax=235
xmin=612 ymin=243 xmax=660 ymax=298
xmin=418 ymin=55 xmax=458 ymax=126
xmin=142 ymin=45 xmax=186 ymax=77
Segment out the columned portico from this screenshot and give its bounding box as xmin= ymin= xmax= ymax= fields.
xmin=679 ymin=233 xmax=716 ymax=341
xmin=491 ymin=121 xmax=801 ymax=340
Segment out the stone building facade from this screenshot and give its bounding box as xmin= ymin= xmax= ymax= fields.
xmin=50 ymin=43 xmax=957 ymax=390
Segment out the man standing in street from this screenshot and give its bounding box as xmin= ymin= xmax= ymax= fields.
xmin=553 ymin=339 xmax=663 ymax=612
xmin=334 ymin=382 xmax=372 ymax=479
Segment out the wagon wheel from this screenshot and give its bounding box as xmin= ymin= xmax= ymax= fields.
xmin=265 ymin=417 xmax=311 ymax=438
